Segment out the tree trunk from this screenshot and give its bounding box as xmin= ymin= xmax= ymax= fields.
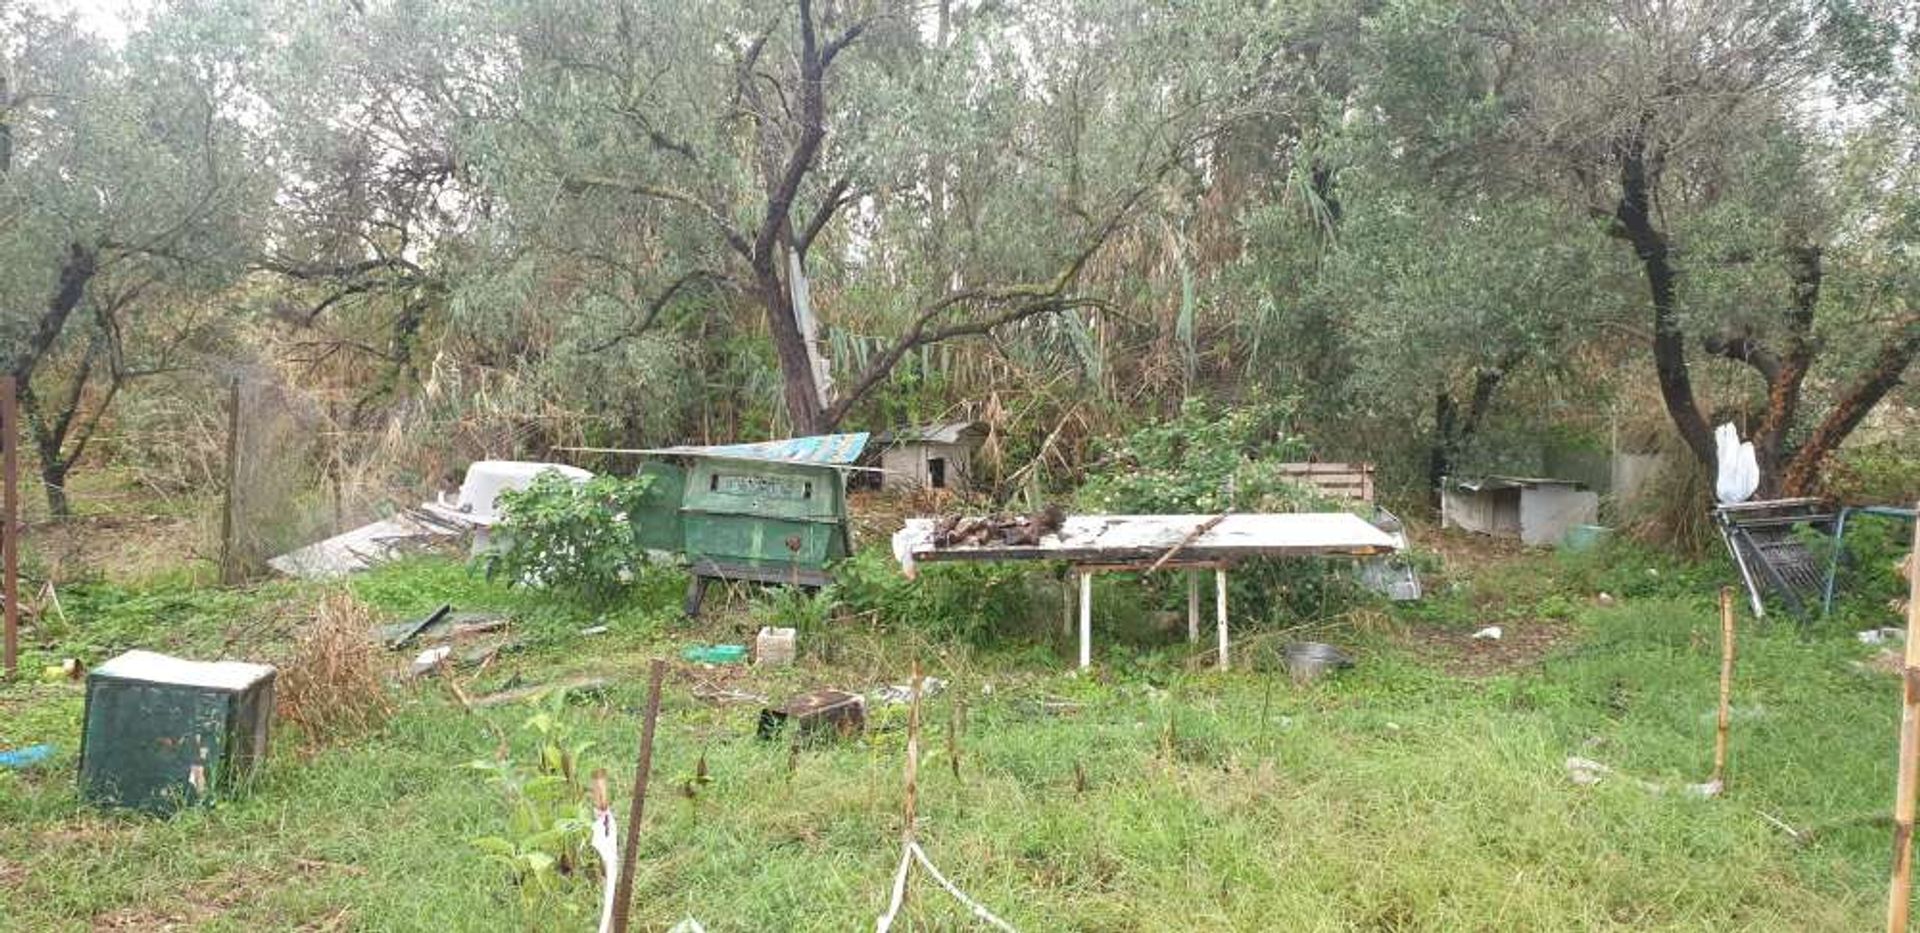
xmin=1749 ymin=243 xmax=1820 ymax=498
xmin=34 ymin=430 xmax=70 ymax=518
xmin=1427 ymin=365 xmax=1509 ymax=509
xmin=1778 ymin=317 xmax=1920 ymax=496
xmin=1614 ymin=140 xmax=1717 ymax=473
xmin=758 ymin=265 xmax=826 ymax=434
xmin=1428 ymin=391 xmax=1458 ymax=507
xmin=12 ymin=245 xmax=97 ymax=385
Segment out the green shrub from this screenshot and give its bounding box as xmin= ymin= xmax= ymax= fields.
xmin=828 ymin=548 xmax=1053 ymax=645
xmin=484 ymin=471 xmax=655 ymax=601
xmin=466 ymin=691 xmax=602 ymax=902
xmin=1077 ymin=397 xmax=1320 ymax=514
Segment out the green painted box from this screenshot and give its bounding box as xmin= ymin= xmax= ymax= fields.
xmin=79 ymin=650 xmax=276 ymax=815
xmin=631 ymin=460 xmax=687 ymax=554
xmin=680 ymin=457 xmax=852 ymax=585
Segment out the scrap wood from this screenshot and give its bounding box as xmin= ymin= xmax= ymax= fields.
xmin=472 ymin=676 xmax=611 ymax=708
xmin=690 ymin=680 xmax=765 ymax=705
xmin=388 ymin=604 xmax=452 ymax=649
xmin=1145 ymin=513 xmax=1228 ymax=573
xmin=930 ymin=506 xmax=1066 ymax=549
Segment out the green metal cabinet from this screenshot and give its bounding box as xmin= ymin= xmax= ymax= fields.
xmin=78 ymin=651 xmax=275 ymax=815
xmin=631 ymin=461 xmax=686 ymax=553
xmin=677 ymin=458 xmax=852 ymax=613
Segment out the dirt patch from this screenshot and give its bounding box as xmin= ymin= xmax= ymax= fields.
xmin=1400 ymin=620 xmax=1577 ymax=677
xmin=0 ymin=855 xmax=25 ymax=890
xmin=28 ymin=512 xmax=205 ymax=584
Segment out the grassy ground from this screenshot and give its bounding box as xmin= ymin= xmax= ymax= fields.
xmin=0 ymin=530 xmax=1911 ymax=931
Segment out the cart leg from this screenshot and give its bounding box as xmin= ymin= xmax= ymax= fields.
xmin=1187 ymin=571 xmax=1199 ymax=643
xmin=1078 ymin=570 xmax=1093 ymax=670
xmin=1215 ymin=568 xmax=1229 ymax=672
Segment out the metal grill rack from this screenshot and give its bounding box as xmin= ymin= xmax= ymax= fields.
xmin=1713 ymin=498 xmax=1837 ymax=623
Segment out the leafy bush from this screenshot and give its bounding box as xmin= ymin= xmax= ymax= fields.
xmin=1076 ymin=398 xmax=1365 ymax=621
xmin=1811 ymin=512 xmax=1909 ymax=626
xmin=828 ymin=548 xmax=1054 ymax=645
xmin=484 ymin=471 xmax=655 ymax=600
xmin=1077 ymin=397 xmax=1320 ymax=513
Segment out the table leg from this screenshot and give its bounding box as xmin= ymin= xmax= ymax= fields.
xmin=1215 ymin=568 xmax=1229 ymax=672
xmin=1187 ymin=571 xmax=1199 ymax=643
xmin=1063 ymin=576 xmax=1073 ymax=637
xmin=1079 ymin=570 xmax=1093 ymax=670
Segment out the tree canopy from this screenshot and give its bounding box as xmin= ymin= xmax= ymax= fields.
xmin=1 ymin=0 xmax=1914 ymax=515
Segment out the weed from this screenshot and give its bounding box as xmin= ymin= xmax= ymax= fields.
xmin=277 ymin=592 xmax=394 ymax=749
xmin=465 ymin=691 xmax=604 ymax=904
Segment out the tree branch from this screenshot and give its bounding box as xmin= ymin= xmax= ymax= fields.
xmin=585 ymin=269 xmax=730 ymax=353
xmin=794 ymin=176 xmax=853 ymax=259
xmin=560 ymin=175 xmax=753 ymax=259
xmin=1702 ymin=332 xmax=1782 ymax=383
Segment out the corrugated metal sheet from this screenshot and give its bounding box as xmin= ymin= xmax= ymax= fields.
xmin=874 ymin=422 xmax=985 ymax=447
xmin=646 ymin=432 xmax=870 ymax=465
xmin=1448 ymin=475 xmax=1589 ymax=493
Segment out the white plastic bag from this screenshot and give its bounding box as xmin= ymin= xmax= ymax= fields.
xmin=1714 ymin=423 xmax=1759 ymax=504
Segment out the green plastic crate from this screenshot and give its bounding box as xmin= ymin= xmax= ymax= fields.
xmin=79 ymin=651 xmax=276 ymax=815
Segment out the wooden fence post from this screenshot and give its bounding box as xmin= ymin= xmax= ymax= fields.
xmin=2 ymin=375 xmax=16 ymax=678
xmin=218 ymin=378 xmax=241 ymax=585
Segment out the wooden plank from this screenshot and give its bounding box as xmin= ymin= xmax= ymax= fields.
xmin=1276 ymin=462 xmax=1377 ymax=504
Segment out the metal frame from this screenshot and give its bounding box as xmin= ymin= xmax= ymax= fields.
xmin=1712 ymin=498 xmax=1836 ymax=623
xmin=1066 ymin=560 xmax=1233 ymax=672
xmin=1820 ymin=505 xmax=1919 ymax=616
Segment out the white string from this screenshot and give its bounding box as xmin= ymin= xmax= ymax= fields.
xmin=874 ymin=845 xmax=914 ymax=933
xmin=910 ymin=842 xmax=1019 ymax=933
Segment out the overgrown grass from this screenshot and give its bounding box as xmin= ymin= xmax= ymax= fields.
xmin=0 ymin=540 xmax=1911 ymax=930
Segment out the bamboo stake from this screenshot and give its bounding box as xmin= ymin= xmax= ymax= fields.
xmin=876 ymin=661 xmax=923 ymax=933
xmin=1888 ymin=508 xmax=1920 ymax=933
xmin=610 ymin=658 xmax=667 ymax=933
xmin=1711 ymin=586 xmax=1738 ymax=790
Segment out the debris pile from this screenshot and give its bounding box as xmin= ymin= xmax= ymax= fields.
xmin=929 ymin=504 xmax=1066 ymax=548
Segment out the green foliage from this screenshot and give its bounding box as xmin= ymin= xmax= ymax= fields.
xmin=827 ymin=548 xmax=1054 ymax=646
xmin=484 ymin=472 xmax=655 ymax=601
xmin=1077 ymin=397 xmax=1317 ymax=514
xmin=1074 ymin=398 xmax=1373 ymax=621
xmin=1811 ymin=512 xmax=1909 ymax=627
xmin=1829 ymin=441 xmax=1920 ymax=504
xmin=465 ymin=691 xmax=601 ymax=902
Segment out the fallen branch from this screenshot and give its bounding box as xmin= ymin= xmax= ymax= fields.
xmin=1146 ymin=514 xmax=1227 ymax=574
